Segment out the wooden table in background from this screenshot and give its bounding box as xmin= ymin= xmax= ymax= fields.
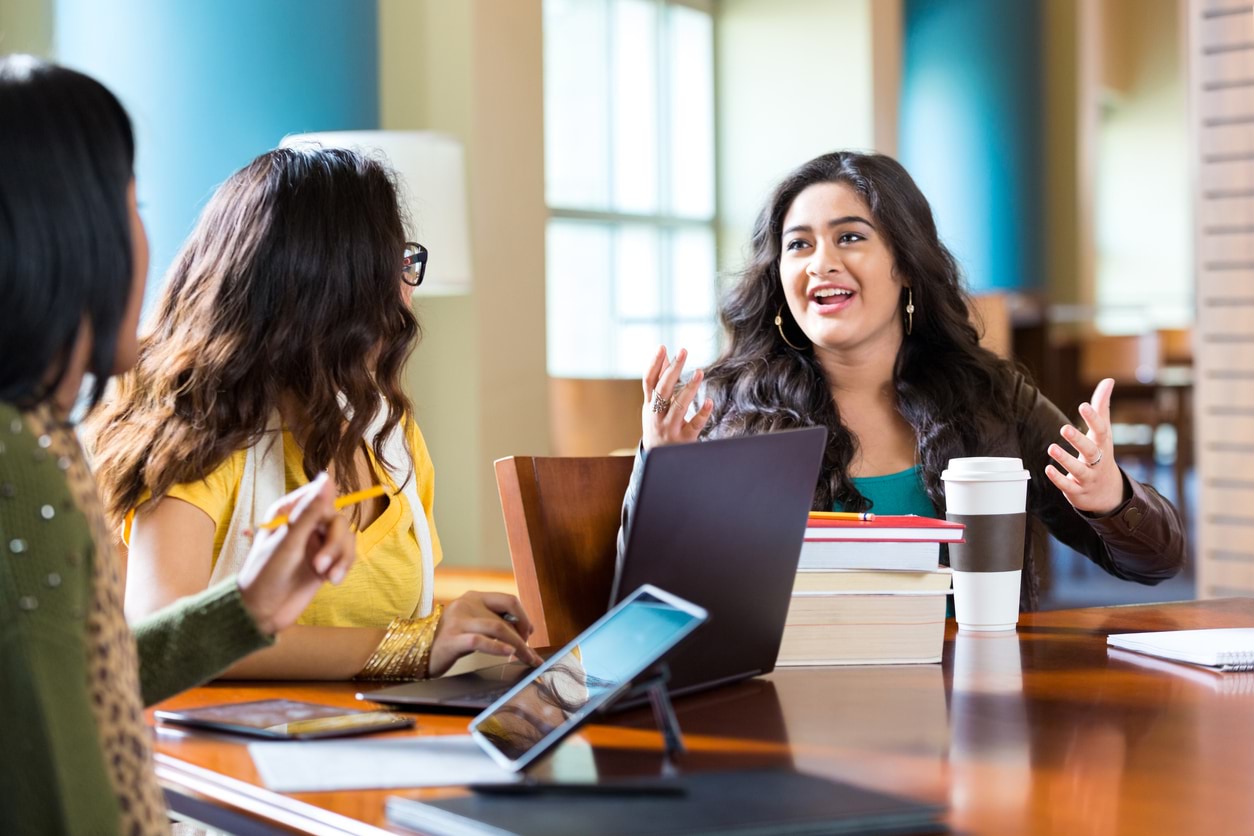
xmin=149 ymin=599 xmax=1254 ymax=835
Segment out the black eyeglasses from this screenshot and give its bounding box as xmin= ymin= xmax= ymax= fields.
xmin=402 ymin=242 xmax=428 ymax=287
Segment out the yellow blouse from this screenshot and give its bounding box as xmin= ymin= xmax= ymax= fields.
xmin=129 ymin=422 xmax=442 ymax=628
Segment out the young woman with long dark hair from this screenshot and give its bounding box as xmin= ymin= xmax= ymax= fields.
xmin=88 ymin=146 xmax=542 ymax=679
xmin=0 ymin=56 xmax=356 ymax=834
xmin=627 ymin=151 xmax=1184 ymax=609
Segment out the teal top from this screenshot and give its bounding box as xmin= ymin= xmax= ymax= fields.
xmin=838 ymin=465 xmax=952 ymax=617
xmin=838 ymin=465 xmax=937 ymax=518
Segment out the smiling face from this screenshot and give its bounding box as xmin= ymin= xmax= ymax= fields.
xmin=778 ymin=181 xmax=906 ymax=359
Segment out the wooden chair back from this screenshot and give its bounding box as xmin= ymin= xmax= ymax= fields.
xmin=1076 ymin=332 xmax=1165 ymax=464
xmin=1158 ymin=328 xmax=1193 ymax=367
xmin=494 ymin=455 xmax=635 ymax=647
xmin=1078 ymin=333 xmax=1162 ymax=387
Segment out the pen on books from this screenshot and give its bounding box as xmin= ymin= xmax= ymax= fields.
xmin=810 ymin=511 xmax=876 ymax=522
xmin=256 ymin=484 xmax=387 ymax=530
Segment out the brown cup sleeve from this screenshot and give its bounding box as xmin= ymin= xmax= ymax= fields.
xmin=946 ymin=513 xmax=1027 ymax=573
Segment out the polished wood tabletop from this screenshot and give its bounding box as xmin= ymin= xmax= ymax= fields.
xmin=148 ymin=598 xmax=1254 ymax=835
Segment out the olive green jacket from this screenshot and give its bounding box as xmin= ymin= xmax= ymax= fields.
xmin=0 ymin=402 xmax=273 ymax=835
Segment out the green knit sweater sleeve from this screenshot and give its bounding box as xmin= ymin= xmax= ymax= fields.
xmin=134 ymin=577 xmax=274 ymax=705
xmin=0 ymin=410 xmax=121 ymax=835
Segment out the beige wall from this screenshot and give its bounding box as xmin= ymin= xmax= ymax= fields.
xmin=715 ymin=0 xmax=886 ymax=277
xmin=0 ymin=0 xmax=53 ymax=56
xmin=870 ymin=0 xmax=902 ymax=158
xmin=1043 ymin=0 xmax=1084 ymax=311
xmin=380 ymin=0 xmax=549 ymax=570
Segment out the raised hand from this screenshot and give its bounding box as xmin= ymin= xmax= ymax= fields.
xmin=1044 ymin=378 xmax=1128 ymax=516
xmin=428 ymin=590 xmax=543 ymax=677
xmin=641 ymin=345 xmax=714 ymax=450
xmin=236 ymin=473 xmax=356 ymax=636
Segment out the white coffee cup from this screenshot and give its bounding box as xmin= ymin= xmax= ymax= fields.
xmin=941 ymin=457 xmax=1030 ymax=632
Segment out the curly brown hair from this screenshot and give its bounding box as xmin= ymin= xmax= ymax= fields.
xmin=703 ymin=151 xmax=1019 ymax=512
xmin=87 ymin=146 xmax=419 ymax=526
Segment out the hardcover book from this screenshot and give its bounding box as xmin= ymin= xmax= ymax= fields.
xmin=805 ymin=514 xmax=965 ymax=542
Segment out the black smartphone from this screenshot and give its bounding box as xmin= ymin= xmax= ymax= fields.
xmin=155 ymin=698 xmax=415 ymax=740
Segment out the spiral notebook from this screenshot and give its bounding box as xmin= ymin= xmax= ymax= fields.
xmin=1106 ymin=628 xmax=1254 ymax=672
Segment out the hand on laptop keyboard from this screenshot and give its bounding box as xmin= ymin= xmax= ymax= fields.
xmin=429 ymin=591 xmax=544 ymax=677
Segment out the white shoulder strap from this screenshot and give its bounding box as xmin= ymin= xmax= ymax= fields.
xmin=214 ymin=401 xmax=435 ymax=617
xmin=380 ymin=424 xmax=434 ymax=618
xmin=362 ymin=400 xmax=433 ymax=617
xmin=213 ymin=413 xmax=285 ymax=584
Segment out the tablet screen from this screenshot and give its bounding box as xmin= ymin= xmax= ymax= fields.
xmin=469 ymin=585 xmax=707 ymax=771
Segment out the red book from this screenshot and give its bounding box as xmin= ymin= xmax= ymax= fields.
xmin=805 ymin=514 xmax=965 ymax=543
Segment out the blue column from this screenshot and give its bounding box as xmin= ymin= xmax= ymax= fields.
xmin=55 ymin=0 xmax=379 ymax=298
xmin=900 ymin=0 xmax=1042 ymax=293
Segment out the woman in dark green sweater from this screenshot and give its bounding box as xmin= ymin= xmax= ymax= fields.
xmin=0 ymin=57 xmax=357 ymax=835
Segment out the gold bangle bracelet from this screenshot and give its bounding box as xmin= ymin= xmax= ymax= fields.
xmin=355 ymin=605 xmax=444 ymax=681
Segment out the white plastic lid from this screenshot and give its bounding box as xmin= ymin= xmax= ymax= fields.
xmin=940 ymin=456 xmax=1031 ymax=483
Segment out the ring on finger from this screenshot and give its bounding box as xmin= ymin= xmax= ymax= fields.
xmin=650 ymin=390 xmax=672 ymax=414
xmin=1084 ymin=449 xmax=1103 ymax=468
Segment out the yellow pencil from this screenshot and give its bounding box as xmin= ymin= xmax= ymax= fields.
xmin=810 ymin=510 xmax=876 ymax=522
xmin=258 ymin=484 xmax=387 ymax=530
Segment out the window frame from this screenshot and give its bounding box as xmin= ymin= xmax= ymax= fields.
xmin=544 ymin=0 xmax=720 ymax=378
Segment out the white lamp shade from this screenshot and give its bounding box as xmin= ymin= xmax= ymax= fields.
xmin=279 ymin=130 xmax=472 ymax=295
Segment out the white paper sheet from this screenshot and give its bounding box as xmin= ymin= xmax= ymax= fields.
xmin=248 ymin=734 xmax=516 ymax=792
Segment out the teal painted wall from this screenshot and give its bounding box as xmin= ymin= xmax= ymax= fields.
xmin=900 ymin=0 xmax=1042 ymax=292
xmin=55 ymin=0 xmax=379 ymax=303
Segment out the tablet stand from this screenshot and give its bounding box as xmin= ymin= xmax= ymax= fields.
xmin=619 ymin=664 xmax=686 ymax=760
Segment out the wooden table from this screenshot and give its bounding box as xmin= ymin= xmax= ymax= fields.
xmin=149 ymin=599 xmax=1254 ymax=835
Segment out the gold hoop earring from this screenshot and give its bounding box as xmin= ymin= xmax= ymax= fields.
xmin=774 ymin=306 xmax=807 ymax=351
xmin=905 ymin=288 xmax=915 ymax=336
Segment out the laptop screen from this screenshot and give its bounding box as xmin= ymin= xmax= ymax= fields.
xmin=469 ymin=585 xmax=707 ymax=771
xmin=609 ymin=427 xmax=827 ymax=695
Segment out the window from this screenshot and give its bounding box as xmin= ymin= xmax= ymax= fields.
xmin=543 ymin=0 xmax=717 ymax=378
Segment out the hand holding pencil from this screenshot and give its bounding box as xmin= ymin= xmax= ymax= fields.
xmin=257 ymin=484 xmax=387 ymax=530
xmin=235 ymin=473 xmax=358 ymax=636
xmin=242 ymin=476 xmax=544 ymax=673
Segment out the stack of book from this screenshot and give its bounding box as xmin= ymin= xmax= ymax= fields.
xmin=777 ymin=514 xmax=964 ymax=666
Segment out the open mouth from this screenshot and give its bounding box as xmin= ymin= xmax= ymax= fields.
xmin=809 ymin=287 xmax=856 ymax=311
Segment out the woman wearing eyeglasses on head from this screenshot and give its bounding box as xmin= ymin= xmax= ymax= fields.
xmin=87 ymin=143 xmax=542 ymax=682
xmin=0 ymin=56 xmax=360 ymax=834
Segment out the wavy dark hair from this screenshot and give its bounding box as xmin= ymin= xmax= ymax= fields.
xmin=88 ymin=147 xmax=419 ymax=526
xmin=0 ymin=57 xmax=134 ymax=409
xmin=703 ymin=151 xmax=1018 ymax=512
